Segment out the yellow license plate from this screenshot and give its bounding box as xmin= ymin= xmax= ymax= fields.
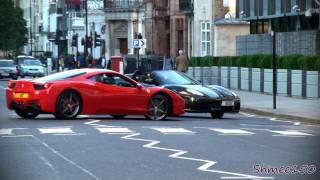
xmin=14 ymin=93 xmax=29 ymax=99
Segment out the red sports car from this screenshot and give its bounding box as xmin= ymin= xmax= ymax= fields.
xmin=6 ymin=69 xmax=185 ymax=120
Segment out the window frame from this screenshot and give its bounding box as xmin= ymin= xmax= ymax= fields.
xmin=200 ymin=21 xmax=211 ymax=57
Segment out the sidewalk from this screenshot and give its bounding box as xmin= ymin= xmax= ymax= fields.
xmin=233 ymin=90 xmax=320 ymax=124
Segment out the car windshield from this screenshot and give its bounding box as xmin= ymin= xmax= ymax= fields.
xmin=23 ymin=59 xmax=41 ymax=66
xmin=35 ymin=70 xmax=87 ymax=82
xmin=153 ymin=71 xmax=200 ymax=85
xmin=0 ymin=61 xmax=15 ymax=67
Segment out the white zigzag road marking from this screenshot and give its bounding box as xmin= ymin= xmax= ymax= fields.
xmin=84 ymin=120 xmax=120 ymax=128
xmin=122 ymin=133 xmax=273 ymax=179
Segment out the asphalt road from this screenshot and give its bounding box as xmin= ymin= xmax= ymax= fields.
xmin=0 ymin=79 xmax=319 ymax=180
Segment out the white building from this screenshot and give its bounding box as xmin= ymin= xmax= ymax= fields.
xmin=190 ymin=0 xmax=228 ymax=57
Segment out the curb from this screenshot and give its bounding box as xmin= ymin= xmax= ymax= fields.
xmin=241 ymin=107 xmax=320 ymax=125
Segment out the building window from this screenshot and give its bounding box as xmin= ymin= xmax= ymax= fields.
xmin=201 ymin=21 xmax=210 ymax=56
xmin=268 ymin=0 xmax=275 ymax=15
xmin=254 ymin=0 xmax=263 ymax=16
xmin=244 ymin=0 xmax=251 ymax=17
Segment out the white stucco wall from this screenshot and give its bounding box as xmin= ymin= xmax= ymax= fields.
xmin=214 ymin=23 xmax=249 ymax=57
xmin=192 ymin=0 xmax=213 ymax=57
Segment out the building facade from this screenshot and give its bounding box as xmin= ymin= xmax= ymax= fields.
xmin=103 ymin=0 xmax=146 ymax=57
xmin=191 ymin=0 xmax=231 ymax=57
xmin=213 ymin=19 xmax=250 ymax=57
xmin=236 ymin=0 xmax=320 ymax=56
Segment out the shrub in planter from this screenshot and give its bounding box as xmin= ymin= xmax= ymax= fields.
xmin=237 ymin=55 xmax=248 ymax=67
xmin=259 ymin=54 xmax=272 ymax=69
xmin=190 ymin=57 xmax=197 ymax=67
xmin=286 ymin=54 xmax=303 ymax=70
xmin=300 ymin=56 xmax=315 ymax=71
xmin=315 ymin=56 xmax=320 ymax=71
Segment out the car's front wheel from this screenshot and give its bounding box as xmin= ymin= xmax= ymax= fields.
xmin=54 ymin=91 xmax=82 ymax=119
xmin=210 ymin=110 xmax=224 ymax=119
xmin=145 ymin=94 xmax=171 ymax=121
xmin=15 ymin=109 xmax=39 ymax=119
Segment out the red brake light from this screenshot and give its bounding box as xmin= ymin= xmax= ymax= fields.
xmin=8 ymin=81 xmax=16 ymax=89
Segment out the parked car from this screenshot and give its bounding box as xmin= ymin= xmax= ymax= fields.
xmin=0 ymin=59 xmax=18 ymax=79
xmin=133 ymin=70 xmax=240 ymax=118
xmin=16 ymin=56 xmax=45 ymax=78
xmin=6 ymin=69 xmax=185 ymax=120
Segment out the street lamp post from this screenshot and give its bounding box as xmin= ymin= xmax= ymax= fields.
xmin=29 ymin=0 xmax=33 ymax=56
xmin=271 ymin=31 xmax=277 ymax=109
xmin=85 ymin=0 xmax=88 ymax=56
xmin=315 ymin=0 xmax=320 ymax=31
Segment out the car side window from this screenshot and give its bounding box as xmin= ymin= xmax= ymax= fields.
xmin=113 ymin=75 xmax=135 ymax=88
xmin=91 ymin=74 xmax=135 ymax=88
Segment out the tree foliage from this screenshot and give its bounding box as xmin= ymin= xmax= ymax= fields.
xmin=0 ymin=0 xmax=27 ymax=57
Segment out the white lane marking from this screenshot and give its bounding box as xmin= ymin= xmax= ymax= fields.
xmin=210 ymin=128 xmax=255 ymax=135
xmin=1 ymin=135 xmax=34 ymax=138
xmin=294 ymin=122 xmax=301 ymax=125
xmin=34 ymin=151 xmax=60 ymax=177
xmin=38 ymin=127 xmax=74 ymax=134
xmin=0 ymin=128 xmax=14 ymax=135
xmin=0 ymin=86 xmax=6 ymax=90
xmin=78 ymin=115 xmax=90 ymax=118
xmin=269 ymin=118 xmax=294 ymax=124
xmin=122 ymin=133 xmax=273 ymax=179
xmin=239 ymin=112 xmax=256 ymax=117
xmin=84 ymin=119 xmax=120 ymax=128
xmin=53 ymin=133 xmax=86 ymax=136
xmin=96 ymin=127 xmax=133 ymax=134
xmin=0 ymin=128 xmax=28 ymax=135
xmin=271 ymin=130 xmax=314 ymax=137
xmin=31 ymin=136 xmax=101 ymax=180
xmin=84 ymin=120 xmax=101 ymax=125
xmin=150 ymin=127 xmax=195 ymax=135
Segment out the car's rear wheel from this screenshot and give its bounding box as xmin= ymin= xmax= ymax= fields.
xmin=111 ymin=115 xmax=126 ymax=119
xmin=210 ymin=111 xmax=224 ymax=119
xmin=145 ymin=94 xmax=171 ymax=121
xmin=54 ymin=91 xmax=82 ymax=119
xmin=15 ymin=109 xmax=39 ymax=119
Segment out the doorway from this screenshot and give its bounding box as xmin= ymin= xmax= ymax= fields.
xmin=119 ymin=38 xmax=128 ymax=54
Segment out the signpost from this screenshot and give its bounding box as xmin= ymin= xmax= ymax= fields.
xmin=132 ymin=39 xmax=146 ymax=69
xmin=132 ymin=39 xmax=146 ymax=49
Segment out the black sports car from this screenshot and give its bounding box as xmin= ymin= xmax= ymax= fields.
xmin=133 ymin=70 xmax=240 ymax=118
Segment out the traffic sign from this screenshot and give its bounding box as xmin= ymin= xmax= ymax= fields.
xmin=132 ymin=39 xmax=146 ymax=48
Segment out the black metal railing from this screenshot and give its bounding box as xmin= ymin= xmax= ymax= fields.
xmin=179 ymin=0 xmax=193 ymax=12
xmin=104 ymin=0 xmax=144 ymax=9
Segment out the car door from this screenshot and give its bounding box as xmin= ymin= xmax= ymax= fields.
xmin=91 ymin=73 xmax=150 ymax=114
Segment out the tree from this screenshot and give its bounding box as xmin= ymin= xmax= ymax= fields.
xmin=0 ymin=0 xmax=27 ymax=57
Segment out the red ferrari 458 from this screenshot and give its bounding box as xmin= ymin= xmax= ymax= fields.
xmin=6 ymin=69 xmax=185 ymax=120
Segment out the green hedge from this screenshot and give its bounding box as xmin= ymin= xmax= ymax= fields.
xmin=190 ymin=54 xmax=320 ymax=71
